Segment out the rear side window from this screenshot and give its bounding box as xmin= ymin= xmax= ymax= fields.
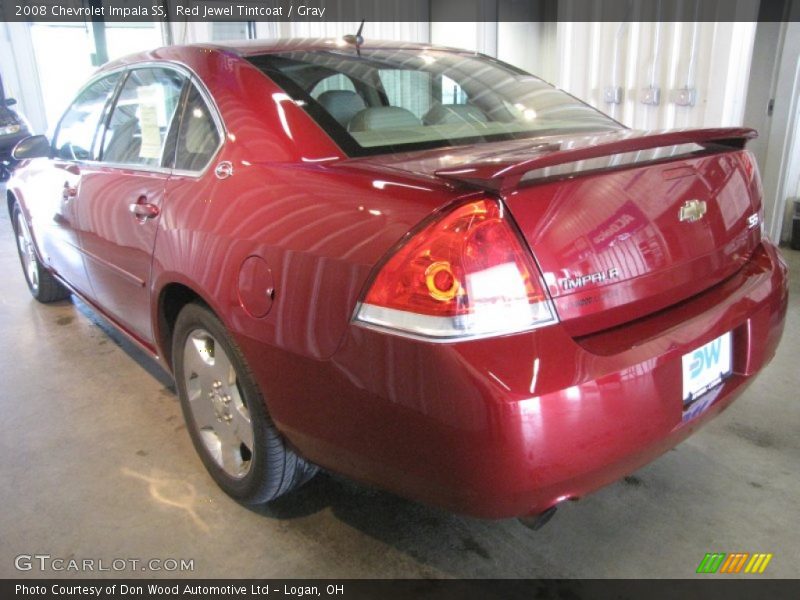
xmin=101 ymin=68 xmax=185 ymax=167
xmin=174 ymin=84 xmax=221 ymax=172
xmin=53 ymin=73 xmax=121 ymax=161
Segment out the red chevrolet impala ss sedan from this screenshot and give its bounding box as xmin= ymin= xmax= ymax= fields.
xmin=7 ymin=39 xmax=788 ymax=526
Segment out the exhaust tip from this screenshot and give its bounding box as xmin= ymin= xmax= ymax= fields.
xmin=518 ymin=505 xmax=558 ymax=531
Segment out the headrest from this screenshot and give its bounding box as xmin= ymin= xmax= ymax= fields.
xmin=316 ymin=90 xmax=367 ymax=127
xmin=348 ymin=106 xmax=422 ymax=132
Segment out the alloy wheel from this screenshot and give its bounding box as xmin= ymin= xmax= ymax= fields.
xmin=182 ymin=329 xmax=254 ymax=479
xmin=15 ymin=211 xmax=39 ymax=293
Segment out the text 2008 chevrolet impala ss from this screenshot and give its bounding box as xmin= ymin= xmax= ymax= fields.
xmin=7 ymin=39 xmax=788 ymax=526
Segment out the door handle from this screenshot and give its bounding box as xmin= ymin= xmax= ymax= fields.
xmin=129 ymin=197 xmax=160 ymax=221
xmin=62 ymin=182 xmax=77 ymax=200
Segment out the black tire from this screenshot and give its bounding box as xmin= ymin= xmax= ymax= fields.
xmin=11 ymin=203 xmax=70 ymax=303
xmin=172 ymin=302 xmax=317 ymax=504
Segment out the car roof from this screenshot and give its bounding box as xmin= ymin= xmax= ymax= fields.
xmin=100 ymin=38 xmax=475 ymax=71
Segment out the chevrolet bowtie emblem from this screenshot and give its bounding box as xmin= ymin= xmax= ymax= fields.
xmin=679 ymin=199 xmax=707 ymax=222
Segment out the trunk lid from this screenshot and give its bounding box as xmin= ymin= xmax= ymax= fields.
xmin=343 ymin=128 xmax=763 ymax=336
xmin=503 ymin=146 xmax=763 ymax=336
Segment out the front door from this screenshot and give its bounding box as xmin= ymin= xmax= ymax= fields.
xmin=28 ymin=72 xmax=122 ymax=297
xmin=79 ymin=67 xmax=185 ymax=343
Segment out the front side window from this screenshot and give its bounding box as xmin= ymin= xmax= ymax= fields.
xmin=248 ymin=49 xmax=623 ymax=155
xmin=102 ymin=67 xmax=184 ymax=167
xmin=173 ymin=84 xmax=221 ymax=172
xmin=53 ymin=73 xmax=121 ymax=161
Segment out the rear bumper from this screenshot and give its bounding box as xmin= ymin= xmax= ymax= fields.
xmin=250 ymin=241 xmax=788 ymax=518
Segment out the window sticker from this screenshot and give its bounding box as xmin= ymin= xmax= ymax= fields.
xmin=138 ymin=85 xmax=163 ymax=160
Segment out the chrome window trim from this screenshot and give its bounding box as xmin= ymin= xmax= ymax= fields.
xmin=50 ymin=60 xmax=226 ymax=179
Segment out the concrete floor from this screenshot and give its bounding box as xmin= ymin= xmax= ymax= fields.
xmin=0 ymin=200 xmax=798 ymax=579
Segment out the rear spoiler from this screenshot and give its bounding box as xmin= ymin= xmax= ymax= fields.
xmin=435 ymin=127 xmax=757 ymax=192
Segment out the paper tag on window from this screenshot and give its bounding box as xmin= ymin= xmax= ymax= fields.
xmin=138 ymin=85 xmax=163 ymax=160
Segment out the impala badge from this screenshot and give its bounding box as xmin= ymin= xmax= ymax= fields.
xmin=679 ymin=199 xmax=707 ymax=222
xmin=559 ymin=267 xmax=621 ymax=291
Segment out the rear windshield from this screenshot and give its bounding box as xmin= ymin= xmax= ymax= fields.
xmin=247 ymin=47 xmax=623 ymax=156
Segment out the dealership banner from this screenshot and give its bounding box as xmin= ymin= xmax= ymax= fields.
xmin=4 ymin=579 xmax=800 ymax=599
xmin=0 ymin=0 xmax=798 ymax=23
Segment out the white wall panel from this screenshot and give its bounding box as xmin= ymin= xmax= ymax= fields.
xmin=0 ymin=23 xmax=48 ymax=134
xmin=167 ymin=22 xmax=204 ymax=45
xmin=742 ymin=21 xmax=782 ymax=170
xmin=497 ymin=21 xmax=551 ymax=77
xmin=431 ymin=21 xmax=496 ymax=55
xmin=550 ymin=21 xmax=756 ymax=130
xmin=760 ymin=20 xmax=800 ymax=242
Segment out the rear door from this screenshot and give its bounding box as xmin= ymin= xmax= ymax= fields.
xmin=78 ymin=66 xmax=185 ymax=343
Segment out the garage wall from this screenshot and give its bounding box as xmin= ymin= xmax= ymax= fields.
xmin=759 ymin=20 xmax=800 ymax=242
xmin=0 ymin=22 xmax=47 ymax=134
xmin=554 ymin=22 xmax=755 ymax=129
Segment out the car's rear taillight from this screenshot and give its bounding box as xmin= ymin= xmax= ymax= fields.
xmin=353 ymin=198 xmax=557 ymax=341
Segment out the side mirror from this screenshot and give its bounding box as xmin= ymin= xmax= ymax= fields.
xmin=12 ymin=135 xmax=51 ymax=160
xmin=4 ymin=98 xmax=17 ymax=107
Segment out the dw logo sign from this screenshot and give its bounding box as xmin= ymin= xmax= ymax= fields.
xmin=681 ymin=332 xmax=732 ymax=408
xmin=689 ymin=338 xmax=723 ymax=378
